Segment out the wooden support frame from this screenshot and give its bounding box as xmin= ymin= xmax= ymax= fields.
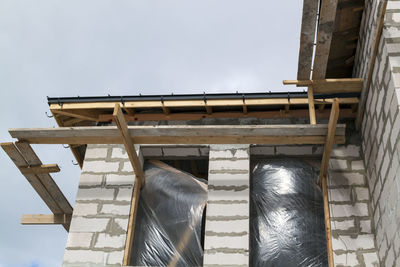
xmin=97 ymin=107 xmax=357 ymax=122
xmin=113 ymin=104 xmax=145 ymax=187
xmin=318 ymin=98 xmax=340 ymax=267
xmin=113 ymin=104 xmax=145 ymax=265
xmin=49 ymin=96 xmax=358 ymax=111
xmin=312 ymin=0 xmax=339 ymax=79
xmin=283 ymin=78 xmax=363 ymax=94
xmin=9 ymin=124 xmax=346 ymax=145
xmin=122 ymin=179 xmax=141 ymax=265
xmin=21 ymin=214 xmax=72 ymax=225
xmin=19 ymin=164 xmax=60 ymax=175
xmin=297 ymin=0 xmax=319 ymax=80
xmin=308 ymin=86 xmax=317 ymax=124
xmin=1 ymin=142 xmax=72 ymax=231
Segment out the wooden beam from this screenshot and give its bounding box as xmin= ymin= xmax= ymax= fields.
xmin=113 ymin=104 xmax=145 ymax=187
xmin=21 ymin=214 xmax=72 ymax=225
xmin=318 ymin=98 xmax=339 ymax=267
xmin=322 ymin=175 xmax=334 ymax=267
xmin=15 ymin=142 xmax=73 ymax=215
xmin=282 ymin=104 xmax=288 ymax=113
xmin=49 ymin=96 xmax=358 ymax=111
xmin=283 ymin=78 xmax=363 ymax=93
xmin=122 ymin=170 xmax=141 ymax=266
xmin=297 ymin=0 xmax=319 ymax=79
xmin=1 ymin=142 xmax=63 ymax=214
xmin=356 ymin=1 xmax=388 ymax=130
xmin=312 ymin=0 xmax=339 ymax=79
xmin=308 ymin=86 xmax=317 ymax=124
xmin=162 ymin=106 xmax=171 ymax=115
xmin=205 ymin=105 xmax=213 ymax=115
xmin=52 ymin=109 xmax=100 ymax=122
xmin=9 ymin=124 xmax=347 ymax=145
xmin=1 ymin=142 xmax=72 ymax=231
xmin=19 ymin=164 xmax=60 ymax=175
xmin=319 ymin=98 xmax=340 ymax=184
xmin=123 ymin=107 xmax=135 ymax=116
xmin=97 ymin=107 xmax=357 ymax=122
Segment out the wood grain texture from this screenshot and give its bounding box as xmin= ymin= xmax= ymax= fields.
xmin=9 ymin=124 xmax=347 ymax=145
xmin=21 ymin=214 xmax=72 ymax=225
xmin=312 ymin=0 xmax=339 ymax=79
xmin=113 ymin=104 xmax=145 ymax=187
xmin=297 ymin=0 xmax=319 ymax=79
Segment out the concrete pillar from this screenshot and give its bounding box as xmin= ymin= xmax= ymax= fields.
xmin=62 ymin=144 xmax=142 ymax=267
xmin=203 ymin=144 xmax=250 ymax=267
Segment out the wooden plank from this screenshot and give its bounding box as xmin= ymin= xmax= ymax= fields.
xmin=297 ymin=0 xmax=319 ymax=79
xmin=10 ymin=124 xmax=346 ymax=138
xmin=113 ymin=104 xmax=145 ymax=187
xmin=19 ymin=164 xmax=60 ymax=175
xmin=97 ymin=107 xmax=357 ymax=122
xmin=318 ymin=98 xmax=339 ymax=267
xmin=284 ymin=104 xmax=290 ymax=113
xmin=356 ymin=1 xmax=388 ymax=130
xmin=15 ymin=142 xmax=73 ymax=215
xmin=283 ymin=78 xmax=363 ymax=85
xmin=205 ymin=105 xmax=212 ymax=115
xmin=319 ymin=98 xmax=340 ymax=184
xmin=49 ymin=96 xmax=358 ymax=111
xmin=308 ymin=86 xmax=317 ymax=124
xmin=312 ymin=0 xmax=339 ymax=79
xmin=1 ymin=142 xmax=63 ymax=215
xmin=9 ymin=125 xmax=346 ymax=145
xmin=122 ymin=176 xmax=141 ymax=265
xmin=322 ymin=175 xmax=334 ymax=267
xmin=10 ymin=135 xmax=345 ymax=145
xmin=283 ymin=78 xmax=363 ymax=93
xmin=21 ymin=214 xmax=72 ymax=225
xmin=52 ymin=109 xmax=100 ymax=122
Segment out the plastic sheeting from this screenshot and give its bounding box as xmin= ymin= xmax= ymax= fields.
xmin=130 ymin=160 xmax=208 ymax=266
xmin=250 ymin=159 xmax=328 ymax=267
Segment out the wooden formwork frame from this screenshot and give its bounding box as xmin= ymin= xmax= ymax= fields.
xmin=2 ymin=94 xmax=343 ymax=266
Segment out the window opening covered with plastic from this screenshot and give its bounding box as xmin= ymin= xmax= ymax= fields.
xmin=250 ymin=158 xmax=328 ymax=267
xmin=130 ymin=160 xmax=208 ymax=266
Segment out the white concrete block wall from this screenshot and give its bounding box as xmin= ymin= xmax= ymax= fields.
xmin=354 ymin=1 xmax=400 ymax=266
xmin=328 ymin=145 xmax=380 ymax=267
xmin=63 ymin=144 xmax=141 ymax=267
xmin=204 ymin=144 xmax=250 ymax=267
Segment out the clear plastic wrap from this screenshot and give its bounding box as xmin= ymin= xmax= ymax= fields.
xmin=130 ymin=160 xmax=207 ymax=267
xmin=250 ymin=159 xmax=328 ymax=267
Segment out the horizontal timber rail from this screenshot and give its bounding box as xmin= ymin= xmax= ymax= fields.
xmin=283 ymin=78 xmax=363 ymax=94
xmin=21 ymin=214 xmax=72 ymax=225
xmin=9 ymin=124 xmax=346 ymax=145
xmin=49 ymin=97 xmax=358 ymax=110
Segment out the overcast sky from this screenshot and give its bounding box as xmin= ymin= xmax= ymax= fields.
xmin=0 ymin=1 xmax=302 ymax=266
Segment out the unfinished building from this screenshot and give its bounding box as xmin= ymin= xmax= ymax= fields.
xmin=2 ymin=0 xmax=400 ymax=266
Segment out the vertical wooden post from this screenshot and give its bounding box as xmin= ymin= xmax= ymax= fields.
xmin=113 ymin=104 xmax=145 ymax=265
xmin=308 ymin=85 xmax=317 ymax=124
xmin=322 ymin=174 xmax=334 ymax=267
xmin=122 ymin=181 xmax=141 ymax=265
xmin=318 ymin=98 xmax=340 ymax=267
